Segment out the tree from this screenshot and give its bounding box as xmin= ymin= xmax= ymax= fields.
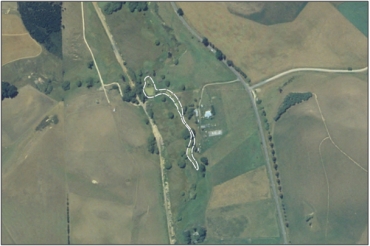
xmin=62 ymin=81 xmax=70 ymax=91
xmin=86 ymin=78 xmax=93 ymax=88
xmin=165 ymin=80 xmax=170 ymax=87
xmin=268 ymin=135 xmax=272 ymax=141
xmin=45 ymin=84 xmax=53 ymax=94
xmin=128 ymin=2 xmax=138 ymax=12
xmin=147 ymin=108 xmax=154 ymax=119
xmin=7 ymin=85 xmax=18 ymax=99
xmin=155 ymin=40 xmax=160 ymax=46
xmin=162 ymin=96 xmax=167 ymax=102
xmin=181 ymin=84 xmax=186 ymax=91
xmin=161 ymin=74 xmax=165 ymax=80
xmin=272 ymin=149 xmax=275 ymax=155
xmin=174 ymin=59 xmax=179 ymax=65
xmin=200 ymin=157 xmax=208 ymax=165
xmin=178 ymin=159 xmax=186 ymax=168
xmin=177 ymin=8 xmax=184 ymax=16
xmin=77 ymin=81 xmax=82 ymax=87
xmin=87 ymin=61 xmax=94 ymax=69
xmin=168 ymin=112 xmax=174 ymax=119
xmin=199 ymin=164 xmax=206 ymax=172
xmin=210 ymin=105 xmax=216 ymax=115
xmin=165 ymin=161 xmax=172 ymax=170
xmin=182 ymin=129 xmax=190 ymax=140
xmin=226 ymin=60 xmax=233 ymax=66
xmin=215 ymin=49 xmax=223 ymax=61
xmin=202 ymin=37 xmax=209 ymax=46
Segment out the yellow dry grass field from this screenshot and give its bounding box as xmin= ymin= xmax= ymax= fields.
xmin=177 ymin=2 xmax=367 ymax=83
xmin=69 ymin=193 xmax=134 ymax=244
xmin=208 ymin=166 xmax=271 ymax=209
xmin=2 ymin=103 xmax=68 ymax=244
xmin=2 ymin=34 xmax=42 ymax=65
xmin=1 ymin=2 xmax=18 ymax=14
xmin=64 ymin=89 xmax=168 ymax=244
xmin=2 ymin=14 xmax=26 ymax=34
xmin=2 ymin=14 xmax=42 ymax=65
xmin=2 ymin=85 xmax=56 ymax=146
xmin=206 ymin=199 xmax=280 ymax=240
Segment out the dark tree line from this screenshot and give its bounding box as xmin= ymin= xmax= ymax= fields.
xmin=127 ymin=2 xmax=148 ymax=12
xmin=122 ymin=69 xmax=147 ymax=104
xmin=18 ymin=2 xmax=62 ymax=58
xmin=102 ymin=2 xmax=124 ymax=15
xmin=2 ymin=82 xmax=18 ymax=100
xmin=147 ymin=134 xmax=159 ymax=154
xmin=274 ymin=92 xmax=313 ymax=121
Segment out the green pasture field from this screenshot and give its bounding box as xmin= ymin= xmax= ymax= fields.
xmin=83 ymin=3 xmax=124 ymax=85
xmin=209 ymin=137 xmax=265 ymax=186
xmin=200 ymin=82 xmax=265 ymax=169
xmin=337 ymin=2 xmax=368 ymax=36
xmin=62 ymin=2 xmax=100 ymax=86
xmin=156 ymin=3 xmax=236 ymax=92
xmin=63 ymin=88 xmax=168 ymax=244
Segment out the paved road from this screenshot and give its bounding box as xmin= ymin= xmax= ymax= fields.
xmin=170 ymin=2 xmax=289 ymax=243
xmin=251 ymin=67 xmax=368 ymax=89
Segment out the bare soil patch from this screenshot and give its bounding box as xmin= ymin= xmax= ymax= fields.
xmin=208 ymin=166 xmax=271 ymax=209
xmin=177 ymin=2 xmax=367 ymax=83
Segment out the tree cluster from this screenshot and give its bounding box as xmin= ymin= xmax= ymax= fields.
xmin=127 ymin=2 xmax=148 ymax=12
xmin=183 ymin=226 xmax=207 ymax=244
xmin=147 ymin=134 xmax=159 ymax=154
xmin=122 ymin=69 xmax=147 ymax=104
xmin=18 ymin=2 xmax=62 ymax=58
xmin=35 ymin=114 xmax=59 ymax=131
xmin=2 ymin=82 xmax=18 ymax=100
xmin=274 ymin=92 xmax=313 ymax=121
xmin=62 ymin=81 xmax=70 ymax=91
xmin=102 ymin=2 xmax=124 ymax=15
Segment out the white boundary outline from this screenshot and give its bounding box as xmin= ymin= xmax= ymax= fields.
xmin=143 ymin=76 xmax=200 ymax=171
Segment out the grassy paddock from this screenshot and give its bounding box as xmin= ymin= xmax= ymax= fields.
xmin=266 ymin=73 xmax=368 ymax=244
xmin=206 ymin=199 xmax=280 ymax=240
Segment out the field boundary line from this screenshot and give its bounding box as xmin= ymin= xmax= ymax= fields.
xmin=81 ymin=2 xmax=110 ymax=104
xmin=318 ymin=136 xmax=330 ymax=238
xmin=313 ymin=93 xmax=367 ymax=172
xmin=143 ymin=76 xmax=200 ymax=171
xmin=251 ymin=67 xmax=368 ymax=89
